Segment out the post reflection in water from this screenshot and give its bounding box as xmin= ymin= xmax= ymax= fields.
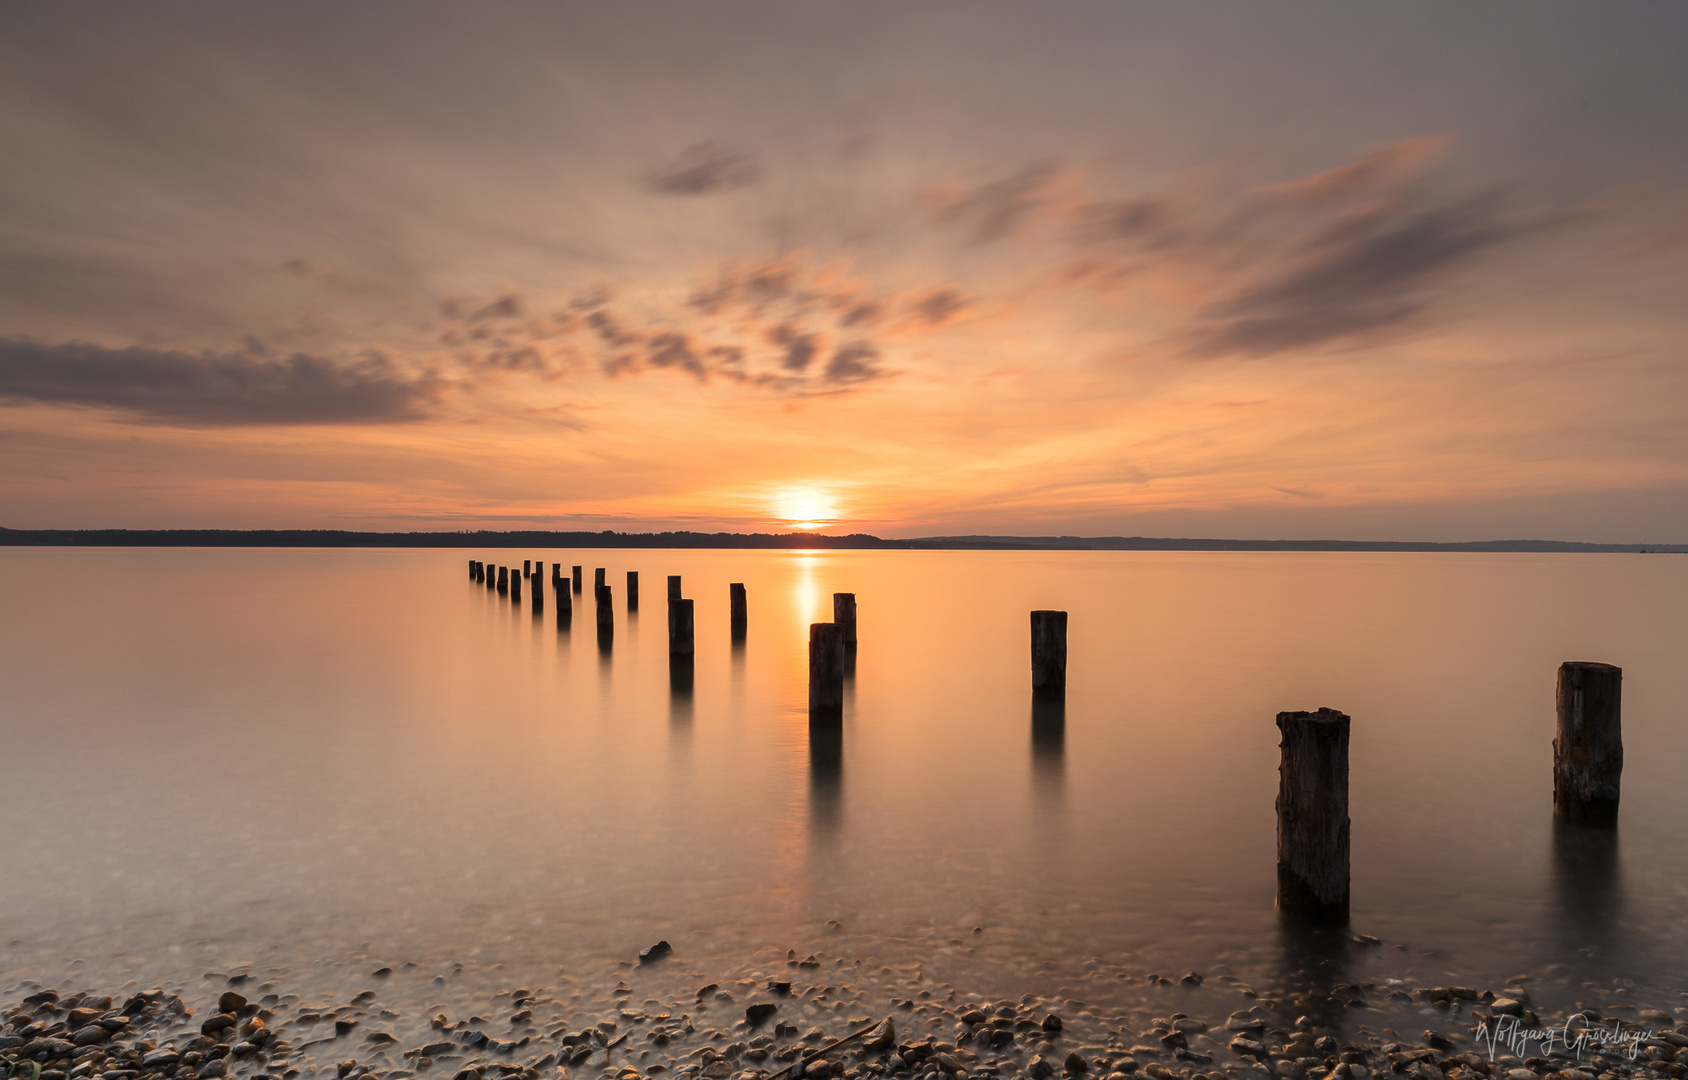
xmin=1274 ymin=919 xmax=1355 ymax=1033
xmin=1030 ymin=696 xmax=1066 ymax=807
xmin=808 ymin=722 xmax=843 ymax=840
xmin=669 ymin=656 xmax=694 ymax=752
xmin=1552 ymin=818 xmax=1623 ymax=960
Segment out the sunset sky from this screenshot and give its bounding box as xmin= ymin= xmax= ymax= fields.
xmin=3 ymin=3 xmax=1687 ymax=540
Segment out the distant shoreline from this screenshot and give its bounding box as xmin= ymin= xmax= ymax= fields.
xmin=1 ymin=527 xmax=1683 ymax=553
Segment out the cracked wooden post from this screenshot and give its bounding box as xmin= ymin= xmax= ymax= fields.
xmin=1030 ymin=610 xmax=1067 ymax=698
xmin=627 ymin=570 xmax=639 ymax=610
xmin=571 ymin=565 xmax=582 ymax=594
xmin=833 ymin=593 xmax=857 ymax=648
xmin=809 ymin=623 xmax=846 ymax=724
xmin=668 ymin=597 xmax=694 ymax=658
xmin=730 ymin=583 xmax=747 ymax=637
xmin=1276 ymin=707 xmax=1350 ymax=925
xmin=1555 ymin=662 xmax=1623 ymax=826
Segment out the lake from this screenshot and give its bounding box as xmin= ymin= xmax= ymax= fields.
xmin=3 ymin=547 xmax=1686 ymax=1065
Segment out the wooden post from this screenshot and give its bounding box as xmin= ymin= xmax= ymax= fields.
xmin=669 ymin=598 xmax=695 ymax=657
xmin=1554 ymin=662 xmax=1623 ymax=826
xmin=833 ymin=593 xmax=857 ymax=647
xmin=596 ymin=584 xmax=613 ymax=637
xmin=594 ymin=567 xmax=606 ymax=601
xmin=627 ymin=571 xmax=639 ymax=608
xmin=809 ymin=623 xmax=846 ymax=723
xmin=524 ymin=560 xmax=531 ymax=578
xmin=497 ymin=566 xmax=508 ymax=595
xmin=572 ymin=565 xmax=582 ymax=594
xmin=1275 ymin=707 xmax=1350 ymax=924
xmin=667 ymin=575 xmax=682 ymax=602
xmin=532 ymin=576 xmax=543 ymax=613
xmin=552 ymin=563 xmax=561 ymax=587
xmin=469 ymin=558 xmax=477 ymax=579
xmin=555 ymin=576 xmax=572 ymax=613
xmin=535 ymin=561 xmax=544 ymax=583
xmin=730 ymin=583 xmax=747 ymax=636
xmin=1030 ymin=610 xmax=1067 ymax=697
xmin=510 ymin=571 xmax=521 ymax=603
xmin=485 ymin=562 xmax=495 ymax=590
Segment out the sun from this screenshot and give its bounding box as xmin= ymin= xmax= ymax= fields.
xmin=769 ymin=485 xmax=840 ymax=531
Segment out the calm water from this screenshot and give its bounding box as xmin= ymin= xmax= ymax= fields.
xmin=3 ymin=547 xmax=1687 ymax=1023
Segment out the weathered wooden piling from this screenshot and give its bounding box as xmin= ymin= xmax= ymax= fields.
xmin=668 ymin=597 xmax=695 ymax=657
xmin=555 ymin=576 xmax=572 ymax=612
xmin=552 ymin=563 xmax=561 ymax=587
xmin=524 ymin=560 xmax=531 ymax=578
xmin=531 ymin=576 xmax=543 ymax=613
xmin=572 ymin=565 xmax=582 ymax=593
xmin=809 ymin=623 xmax=846 ymax=723
xmin=485 ymin=563 xmax=496 ymax=590
xmin=1275 ymin=707 xmax=1350 ymax=924
xmin=627 ymin=571 xmax=640 ymax=608
xmin=667 ymin=575 xmax=682 ymax=602
xmin=497 ymin=566 xmax=509 ymax=595
xmin=1030 ymin=610 xmax=1067 ymax=697
xmin=535 ymin=561 xmax=544 ymax=582
xmin=510 ymin=571 xmax=521 ymax=602
xmin=833 ymin=593 xmax=857 ymax=647
xmin=730 ymin=583 xmax=747 ymax=635
xmin=469 ymin=558 xmax=477 ymax=579
xmin=1554 ymin=662 xmax=1623 ymax=826
xmin=596 ymin=584 xmax=613 ymax=636
xmin=594 ymin=567 xmax=606 ymax=600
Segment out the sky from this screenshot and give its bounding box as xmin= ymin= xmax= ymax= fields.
xmin=3 ymin=3 xmax=1687 ymax=541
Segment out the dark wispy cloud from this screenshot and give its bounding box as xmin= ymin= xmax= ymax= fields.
xmin=928 ymin=164 xmax=1060 ymax=243
xmin=1190 ymin=191 xmax=1533 ymax=356
xmin=0 ymin=338 xmax=439 ymax=425
xmin=645 ymin=143 xmax=761 ymax=195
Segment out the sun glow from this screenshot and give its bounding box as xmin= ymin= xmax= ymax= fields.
xmin=769 ymin=486 xmax=840 ymax=531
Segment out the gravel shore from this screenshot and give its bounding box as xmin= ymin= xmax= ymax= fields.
xmin=6 ymin=946 xmax=1685 ymax=1080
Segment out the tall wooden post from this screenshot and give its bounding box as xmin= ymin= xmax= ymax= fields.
xmin=833 ymin=593 xmax=857 ymax=647
xmin=555 ymin=576 xmax=572 ymax=626
xmin=809 ymin=623 xmax=846 ymax=723
xmin=627 ymin=571 xmax=639 ymax=609
xmin=1030 ymin=610 xmax=1067 ymax=697
xmin=1276 ymin=707 xmax=1350 ymax=924
xmin=572 ymin=565 xmax=582 ymax=594
xmin=497 ymin=566 xmax=509 ymax=595
xmin=730 ymin=583 xmax=747 ymax=636
xmin=469 ymin=559 xmax=477 ymax=579
xmin=531 ymin=575 xmax=543 ymax=613
xmin=669 ymin=598 xmax=695 ymax=657
xmin=594 ymin=567 xmax=606 ymax=601
xmin=524 ymin=560 xmax=531 ymax=578
xmin=667 ymin=575 xmax=682 ymax=602
xmin=510 ymin=571 xmax=521 ymax=603
xmin=1554 ymin=662 xmax=1623 ymax=826
xmin=552 ymin=564 xmax=561 ymax=587
xmin=485 ymin=562 xmax=495 ymax=590
xmin=535 ymin=561 xmax=544 ymax=583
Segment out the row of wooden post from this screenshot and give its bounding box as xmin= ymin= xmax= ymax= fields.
xmin=470 ymin=561 xmax=1626 ymax=930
